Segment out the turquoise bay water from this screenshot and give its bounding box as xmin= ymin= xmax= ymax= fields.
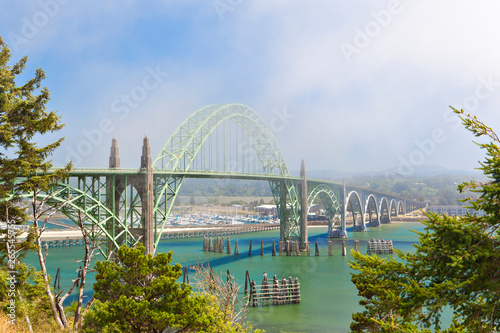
xmin=23 ymin=222 xmax=425 ymax=333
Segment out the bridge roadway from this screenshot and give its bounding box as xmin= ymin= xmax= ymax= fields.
xmin=66 ymin=168 xmax=411 ymax=202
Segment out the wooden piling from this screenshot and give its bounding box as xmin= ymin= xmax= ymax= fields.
xmin=219 ymin=238 xmax=223 ymax=253
xmin=286 ymin=241 xmax=290 ymax=256
xmin=248 ymin=240 xmax=253 ymax=256
xmin=342 ymin=239 xmax=347 ymax=256
xmin=244 ymin=270 xmax=250 ymax=294
xmin=273 ymin=276 xmax=279 ymax=305
xmin=251 ymin=280 xmax=257 ymax=307
xmin=260 ymin=241 xmax=264 ymax=256
xmin=234 ymin=240 xmax=239 ymax=255
xmin=208 ymin=238 xmax=212 ymax=252
xmin=315 ymin=242 xmax=320 ymax=256
xmin=279 ymin=241 xmax=284 ymax=256
xmin=294 ymin=277 xmax=301 ymax=303
xmin=54 ymin=267 xmax=61 ymax=289
xmin=328 ymin=240 xmax=333 ymax=256
xmin=272 ymin=240 xmax=276 ymax=256
xmin=307 ymin=243 xmax=311 ymax=256
xmin=355 ymin=240 xmax=359 ymax=252
xmin=227 ymin=237 xmax=231 ymax=254
xmin=295 ymin=240 xmax=300 ymax=256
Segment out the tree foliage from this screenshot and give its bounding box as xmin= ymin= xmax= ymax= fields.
xmin=84 ymin=245 xmax=260 ymax=332
xmin=349 ymin=108 xmax=500 ymax=332
xmin=0 ymin=35 xmax=71 ymax=331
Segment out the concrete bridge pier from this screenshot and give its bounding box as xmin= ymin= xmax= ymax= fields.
xmin=341 ymin=181 xmax=347 ymax=238
xmin=278 ymin=181 xmax=288 ymax=253
xmin=106 ymin=138 xmax=121 ymax=257
xmin=137 ymin=137 xmax=155 ymax=255
xmin=106 ymin=137 xmax=155 ymax=257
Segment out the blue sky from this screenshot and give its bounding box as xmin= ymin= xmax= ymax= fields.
xmin=2 ymin=1 xmax=500 ymax=175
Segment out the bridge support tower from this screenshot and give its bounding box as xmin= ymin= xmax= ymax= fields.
xmin=106 ymin=137 xmax=155 ymax=256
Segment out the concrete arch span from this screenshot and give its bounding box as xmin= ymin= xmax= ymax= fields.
xmin=307 ymin=184 xmax=341 ymax=236
xmin=390 ymin=199 xmax=398 ymax=217
xmin=398 ymin=201 xmax=404 ymax=215
xmin=346 ymin=190 xmax=366 ymax=232
xmin=364 ymin=194 xmax=380 ymax=227
xmin=379 ymin=197 xmax=391 ymax=224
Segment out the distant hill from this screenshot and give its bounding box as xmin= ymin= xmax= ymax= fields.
xmin=291 ymin=164 xmax=484 ymax=181
xmin=177 ymin=165 xmax=484 ymax=206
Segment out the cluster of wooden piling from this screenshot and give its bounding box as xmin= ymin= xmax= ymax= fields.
xmin=53 ymin=266 xmax=84 ymax=290
xmin=247 ymin=273 xmax=300 ymax=307
xmin=367 ymin=238 xmax=393 ymax=254
xmin=203 ymin=237 xmax=362 ymax=256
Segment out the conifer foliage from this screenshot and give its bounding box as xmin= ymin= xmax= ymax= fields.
xmin=84 ymin=245 xmax=261 ymax=332
xmin=349 ymin=108 xmax=500 ymax=332
xmin=0 ymin=35 xmax=71 ymax=331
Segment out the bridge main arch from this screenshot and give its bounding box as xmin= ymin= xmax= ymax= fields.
xmin=152 ymin=104 xmax=301 ymax=242
xmin=153 ymin=104 xmax=289 ymax=175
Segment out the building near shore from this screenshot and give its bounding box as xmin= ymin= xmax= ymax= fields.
xmin=427 ymin=205 xmax=485 ymax=217
xmin=255 ymin=204 xmax=278 ymax=217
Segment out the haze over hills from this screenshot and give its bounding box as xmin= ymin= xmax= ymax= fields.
xmin=178 ymin=165 xmax=485 ymax=206
xmin=291 ymin=164 xmax=484 ymax=181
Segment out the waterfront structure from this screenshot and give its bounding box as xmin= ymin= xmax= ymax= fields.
xmin=254 ymin=205 xmax=278 ymax=216
xmin=427 ymin=205 xmax=485 ymax=217
xmin=7 ymin=104 xmax=424 ymax=258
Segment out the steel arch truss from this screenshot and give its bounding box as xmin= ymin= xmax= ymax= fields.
xmin=14 ymin=178 xmax=143 ymax=260
xmin=153 ymin=104 xmax=289 ymax=175
xmin=152 ymin=104 xmax=301 ymax=242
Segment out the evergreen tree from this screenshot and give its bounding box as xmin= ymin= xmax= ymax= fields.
xmin=349 ymin=108 xmax=500 ymax=332
xmin=0 ymin=35 xmax=71 ymax=330
xmin=84 ymin=245 xmax=261 ymax=332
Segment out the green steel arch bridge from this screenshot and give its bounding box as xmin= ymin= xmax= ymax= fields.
xmin=18 ymin=104 xmax=425 ymax=258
